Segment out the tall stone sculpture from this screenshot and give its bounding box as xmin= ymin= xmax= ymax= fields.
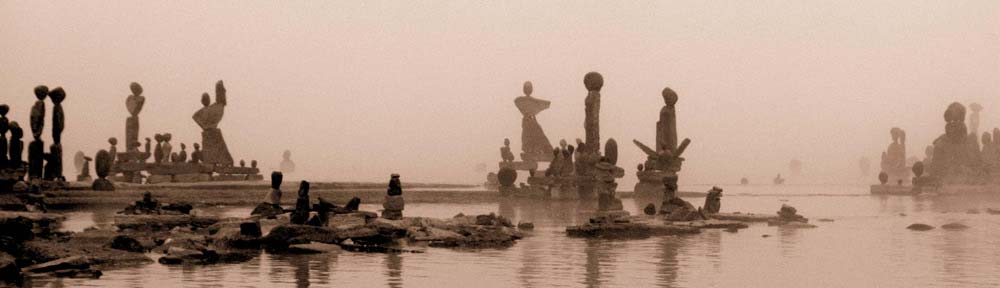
xmin=280 ymin=150 xmax=295 ymax=173
xmin=125 ymin=82 xmax=146 ymax=149
xmin=657 ymin=87 xmax=678 ymax=153
xmin=190 ymin=143 xmax=202 ymax=164
xmin=153 ymin=134 xmax=164 ymax=163
xmin=192 ymin=81 xmax=234 ymax=166
xmin=515 ymin=81 xmax=554 ymax=162
xmin=927 ymin=103 xmax=972 ymax=184
xmin=108 ymin=137 xmax=118 ymax=166
xmin=633 ymin=86 xmax=692 ymax=201
xmin=583 ymin=72 xmax=603 ymax=153
xmin=28 ymin=86 xmax=47 ymax=180
xmin=0 ymin=104 xmax=8 ymax=165
xmin=45 ymin=87 xmax=66 ymax=181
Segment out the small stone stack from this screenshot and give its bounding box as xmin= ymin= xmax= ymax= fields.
xmin=382 ymin=174 xmax=404 ymax=220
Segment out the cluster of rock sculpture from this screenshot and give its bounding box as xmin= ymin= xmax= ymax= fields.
xmin=89 ymin=81 xmax=262 ymax=190
xmin=0 ymin=86 xmax=69 ymax=192
xmin=901 ymin=102 xmax=1000 ymax=189
xmin=495 ymin=73 xmax=626 ymax=210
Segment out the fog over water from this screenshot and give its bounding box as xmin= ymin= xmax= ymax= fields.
xmin=1 ymin=1 xmax=998 ymax=187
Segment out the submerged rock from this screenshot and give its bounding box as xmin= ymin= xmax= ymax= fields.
xmin=114 ymin=215 xmax=219 ymax=231
xmin=941 ymin=222 xmax=969 ymax=230
xmin=287 ymin=242 xmax=341 ymax=254
xmin=0 ymin=252 xmax=21 ymax=284
xmin=907 ymin=223 xmax=935 ymax=231
xmin=110 ymin=235 xmax=145 ymax=253
xmin=517 ymin=222 xmax=534 ymax=230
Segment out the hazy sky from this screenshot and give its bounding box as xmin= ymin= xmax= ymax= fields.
xmin=1 ymin=1 xmax=998 ymax=187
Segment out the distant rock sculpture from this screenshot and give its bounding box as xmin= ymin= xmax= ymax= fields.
xmin=176 ymin=143 xmax=188 ymax=163
xmin=515 ymin=81 xmax=554 ymax=162
xmin=969 ymin=103 xmax=983 ymax=135
xmin=153 ymin=134 xmax=164 ymax=163
xmin=773 ymin=174 xmax=785 ymax=185
xmin=659 ymin=175 xmax=679 ymax=214
xmin=125 ymin=82 xmax=146 ymax=149
xmin=878 ymin=171 xmax=888 ymax=184
xmin=192 ymin=81 xmax=234 ymax=166
xmin=108 ymin=137 xmax=118 ymax=165
xmin=279 ymin=150 xmax=295 ymax=173
xmin=290 ymin=181 xmax=311 ymax=225
xmin=703 ymin=187 xmax=722 ymax=214
xmin=740 ymin=177 xmax=749 ymax=185
xmin=382 ymin=174 xmax=404 ymax=220
xmin=77 ymin=155 xmax=92 ymax=182
xmin=500 ymin=139 xmax=515 ymax=162
xmin=927 ymin=103 xmax=973 ymax=184
xmin=161 ymin=134 xmax=173 ymax=164
xmin=92 ymin=150 xmax=114 ymax=191
xmin=190 ymin=143 xmax=202 ymax=164
xmin=776 ymin=204 xmax=808 ymax=223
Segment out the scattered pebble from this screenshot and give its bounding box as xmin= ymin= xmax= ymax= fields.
xmin=817 ymin=218 xmax=835 ymax=222
xmin=906 ymin=223 xmax=934 ymax=231
xmin=941 ymin=222 xmax=969 ymax=230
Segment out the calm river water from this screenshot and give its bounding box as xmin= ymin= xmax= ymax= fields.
xmin=31 ymin=184 xmax=1000 ymax=287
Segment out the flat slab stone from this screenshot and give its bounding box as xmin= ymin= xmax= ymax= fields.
xmin=287 ymin=242 xmax=342 ymax=254
xmin=498 ymin=161 xmax=538 ymax=171
xmin=710 ymin=212 xmax=778 ymax=222
xmin=566 ymin=220 xmax=700 ymax=239
xmin=670 ymin=219 xmax=749 ymax=229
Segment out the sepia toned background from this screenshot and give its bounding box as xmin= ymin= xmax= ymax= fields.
xmin=2 ymin=1 xmax=998 ymax=187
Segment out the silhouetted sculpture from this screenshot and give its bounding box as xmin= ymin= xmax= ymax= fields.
xmin=161 ymin=133 xmax=173 ymax=164
xmin=928 ymin=103 xmax=973 ymax=184
xmin=773 ymin=174 xmax=785 ymax=185
xmin=144 ymin=137 xmax=152 ymax=159
xmin=251 ymin=160 xmax=258 ymax=169
xmin=45 ymin=88 xmax=66 ymax=180
xmin=290 ymin=181 xmax=311 ymax=225
xmin=125 ymin=82 xmax=146 ymax=149
xmin=153 ymin=134 xmax=164 ymax=163
xmin=657 ymin=87 xmax=678 ymax=154
xmin=703 ymin=187 xmax=722 ymax=214
xmin=879 ymin=127 xmax=909 ymax=184
xmin=279 ymin=150 xmax=295 ymax=173
xmin=878 ymin=172 xmax=888 ymax=185
xmin=740 ymin=177 xmax=749 ymax=185
xmin=108 ymin=137 xmax=118 ymax=165
xmin=382 ymin=174 xmax=404 ymax=220
xmin=8 ymin=122 xmax=23 ymax=165
xmin=28 ymin=86 xmax=47 ymax=179
xmin=583 ymin=72 xmax=603 ymax=152
xmin=79 ymin=156 xmax=92 ymax=182
xmin=0 ymin=104 xmax=8 ymax=165
xmin=251 ymin=171 xmax=284 ymax=218
xmin=176 ymin=143 xmax=188 ymax=163
xmin=92 ymin=149 xmax=114 ymax=191
xmin=515 ymin=81 xmax=554 ymax=161
xmin=192 ymin=81 xmax=234 ymax=166
xmin=190 ymin=143 xmax=202 ymax=164
xmin=500 ymin=138 xmax=515 ymax=162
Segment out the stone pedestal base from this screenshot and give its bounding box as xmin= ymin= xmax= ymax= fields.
xmin=91 ymin=178 xmax=114 ymax=191
xmin=246 ymin=174 xmax=264 ymax=181
xmin=174 ymin=174 xmax=206 ymax=183
xmin=76 ymin=175 xmax=92 ymax=182
xmin=381 ymin=209 xmax=402 ymax=220
xmin=147 ymin=175 xmax=172 ymax=184
xmin=214 ymin=174 xmax=245 ymax=181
